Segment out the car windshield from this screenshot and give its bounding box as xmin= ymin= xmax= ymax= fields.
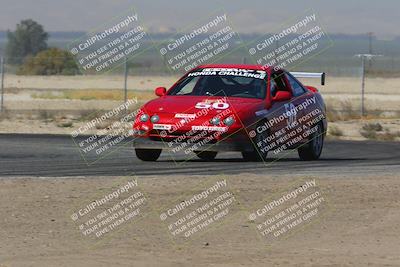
xmin=168 ymin=68 xmax=267 ymax=99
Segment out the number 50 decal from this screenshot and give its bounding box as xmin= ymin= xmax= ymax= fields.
xmin=195 ymin=102 xmax=230 ymax=109
xmin=284 ymin=103 xmax=297 ymax=127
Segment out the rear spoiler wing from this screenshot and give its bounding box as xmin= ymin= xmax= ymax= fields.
xmin=290 ymin=72 xmax=326 ymax=86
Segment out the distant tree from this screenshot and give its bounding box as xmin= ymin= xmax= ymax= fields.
xmin=5 ymin=19 xmax=48 ymax=64
xmin=17 ymin=48 xmax=80 ymax=75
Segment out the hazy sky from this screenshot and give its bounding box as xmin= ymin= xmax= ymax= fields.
xmin=0 ymin=0 xmax=398 ymax=38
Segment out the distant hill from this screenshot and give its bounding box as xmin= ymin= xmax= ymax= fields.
xmin=1 ymin=30 xmax=400 ymax=42
xmin=1 ymin=31 xmax=399 ymax=75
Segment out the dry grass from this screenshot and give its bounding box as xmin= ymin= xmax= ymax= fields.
xmin=5 ymin=74 xmax=178 ymax=91
xmin=32 ymin=89 xmax=155 ymax=102
xmin=326 ymin=104 xmax=341 ymax=122
xmin=76 ymin=109 xmax=101 ymax=121
xmin=360 ymin=122 xmax=383 ymax=139
xmin=378 ymin=131 xmax=400 ymax=141
xmin=325 ymin=100 xmax=395 ymax=122
xmin=326 ymin=100 xmax=361 ymax=122
xmin=0 ymin=109 xmax=12 ymax=121
xmin=328 ymin=125 xmax=344 ymax=137
xmin=362 ymin=122 xmax=383 ymax=132
xmin=359 ymin=122 xmax=399 ymax=141
xmin=38 ymin=110 xmax=53 ymax=122
xmin=56 ymin=121 xmax=73 ymax=128
xmin=340 ymin=100 xmax=361 ymax=120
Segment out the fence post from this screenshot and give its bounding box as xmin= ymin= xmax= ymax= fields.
xmin=0 ymin=57 xmax=4 ymax=112
xmin=124 ymin=56 xmax=128 ymax=112
xmin=361 ymin=56 xmax=365 ymax=117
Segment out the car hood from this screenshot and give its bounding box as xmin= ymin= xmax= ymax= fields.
xmin=143 ymin=96 xmax=263 ymax=117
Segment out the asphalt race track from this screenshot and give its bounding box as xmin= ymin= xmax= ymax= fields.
xmin=0 ymin=133 xmax=399 ymax=177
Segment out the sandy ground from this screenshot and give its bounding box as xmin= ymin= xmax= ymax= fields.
xmin=4 ymin=75 xmax=400 ymax=94
xmin=0 ymin=173 xmax=399 ymax=266
xmin=4 ymin=75 xmax=179 ymax=91
xmin=2 ymin=76 xmax=400 ymax=114
xmin=328 ymin=119 xmax=400 ymax=141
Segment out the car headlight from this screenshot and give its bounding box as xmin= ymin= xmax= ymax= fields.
xmin=140 ymin=114 xmax=149 ymax=122
xmin=150 ymin=114 xmax=160 ymax=123
xmin=223 ymin=116 xmax=235 ymax=126
xmin=210 ymin=117 xmax=220 ymax=125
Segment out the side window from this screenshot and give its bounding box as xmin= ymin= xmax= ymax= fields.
xmin=270 ymin=71 xmax=288 ymax=97
xmin=285 ymin=73 xmax=306 ymax=96
xmin=270 ymin=79 xmax=277 ymax=97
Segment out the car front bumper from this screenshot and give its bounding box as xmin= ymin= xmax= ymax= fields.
xmin=132 ymin=136 xmax=254 ymax=152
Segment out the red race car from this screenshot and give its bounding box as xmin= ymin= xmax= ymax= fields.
xmin=133 ymin=64 xmax=327 ymax=162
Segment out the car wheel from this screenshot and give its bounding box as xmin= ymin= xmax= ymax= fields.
xmin=135 ymin=149 xmax=162 ymax=161
xmin=298 ymin=122 xmax=324 ymax=161
xmin=194 ymin=151 xmax=218 ymax=161
xmin=241 ymin=151 xmax=261 ymax=161
xmin=242 ymin=124 xmax=269 ymax=161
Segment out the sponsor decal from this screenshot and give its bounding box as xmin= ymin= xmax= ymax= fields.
xmin=284 ymin=103 xmax=297 ymax=127
xmin=192 ymin=126 xmax=227 ymax=132
xmin=188 ymin=68 xmax=267 ymax=79
xmin=153 ymin=124 xmax=173 ymax=130
xmin=175 ymin=113 xmax=196 ymax=119
xmin=195 ymin=102 xmax=230 ymax=109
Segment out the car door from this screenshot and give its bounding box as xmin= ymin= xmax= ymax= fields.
xmin=284 ymin=71 xmax=319 ymax=144
xmin=262 ymin=70 xmax=296 ymax=153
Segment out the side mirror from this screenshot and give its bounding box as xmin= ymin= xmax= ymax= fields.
xmin=155 ymin=87 xmax=166 ymax=97
xmin=272 ymin=91 xmax=292 ymax=102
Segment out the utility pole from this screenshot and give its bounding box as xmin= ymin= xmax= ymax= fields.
xmin=367 ymin=32 xmax=374 ymax=69
xmin=0 ymin=57 xmax=4 ymax=112
xmin=124 ymin=56 xmax=128 ymax=113
xmin=354 ymin=54 xmax=382 ymax=117
xmin=360 ymin=55 xmax=366 ymax=117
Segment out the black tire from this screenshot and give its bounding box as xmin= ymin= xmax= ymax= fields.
xmin=194 ymin=151 xmax=217 ymax=161
xmin=241 ymin=151 xmax=262 ymax=161
xmin=242 ymin=124 xmax=269 ymax=161
xmin=135 ymin=149 xmax=162 ymax=161
xmin=298 ymin=122 xmax=324 ymax=161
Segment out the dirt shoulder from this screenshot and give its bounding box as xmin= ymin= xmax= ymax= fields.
xmin=0 ymin=173 xmax=399 ymax=267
